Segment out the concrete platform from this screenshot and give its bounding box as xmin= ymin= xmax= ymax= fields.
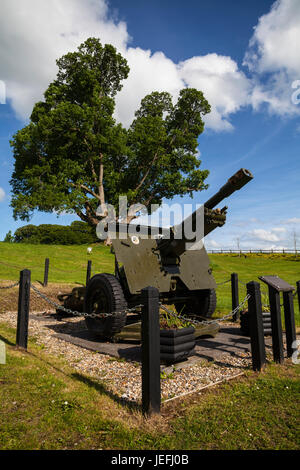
xmin=52 ymin=324 xmax=265 ymax=369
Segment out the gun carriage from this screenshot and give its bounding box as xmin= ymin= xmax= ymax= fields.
xmin=83 ymin=168 xmax=253 ymax=338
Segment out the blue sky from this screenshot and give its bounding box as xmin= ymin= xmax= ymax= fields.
xmin=0 ymin=0 xmax=299 ymax=249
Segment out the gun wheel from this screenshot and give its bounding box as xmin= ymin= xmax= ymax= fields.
xmin=84 ymin=273 xmax=127 ymax=339
xmin=175 ymin=288 xmax=217 ymax=319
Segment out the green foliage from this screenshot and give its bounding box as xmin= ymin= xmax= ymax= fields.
xmin=159 ymin=306 xmax=194 ymax=330
xmin=125 ymin=88 xmax=210 ymax=209
xmin=10 ymin=37 xmax=210 ymax=227
xmin=3 ymin=231 xmax=14 ymax=243
xmin=13 ymin=222 xmax=98 ymax=245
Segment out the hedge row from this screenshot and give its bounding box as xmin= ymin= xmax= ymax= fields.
xmin=8 ymin=221 xmax=99 ymax=245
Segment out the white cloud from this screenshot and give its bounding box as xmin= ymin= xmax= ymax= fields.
xmin=0 ymin=0 xmax=129 ymax=120
xmin=179 ymin=54 xmax=252 ymax=131
xmin=283 ymin=217 xmax=300 ymax=224
xmin=1 ymin=0 xmax=300 ymax=133
xmin=0 ymin=187 xmax=5 ymax=202
xmin=204 ymin=215 xmax=300 ymax=250
xmin=117 ymin=50 xmax=253 ymax=131
xmin=204 ymin=239 xmax=220 ymax=249
xmin=250 ymin=229 xmax=281 ymax=242
xmin=0 ymin=0 xmax=252 ymax=132
xmin=115 ymin=48 xmax=184 ymax=128
xmin=244 ymin=0 xmax=300 ymax=117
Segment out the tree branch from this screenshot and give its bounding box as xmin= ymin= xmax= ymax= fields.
xmin=99 ymin=153 xmax=105 ymax=207
xmin=84 ymin=200 xmax=100 ymax=226
xmin=69 ymin=182 xmax=101 ymax=201
xmin=89 ymin=157 xmax=98 ymax=183
xmin=134 ymin=150 xmax=160 ymax=193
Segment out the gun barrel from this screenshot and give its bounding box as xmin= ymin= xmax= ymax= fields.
xmin=109 ymin=168 xmax=253 ymax=250
xmin=204 ymin=168 xmax=253 ymax=210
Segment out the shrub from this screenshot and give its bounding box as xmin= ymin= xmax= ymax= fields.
xmin=13 ymin=222 xmax=99 ymax=245
xmin=3 ymin=230 xmax=14 ymax=242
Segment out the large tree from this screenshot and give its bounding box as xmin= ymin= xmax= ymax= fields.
xmin=10 ymin=37 xmax=211 ymax=230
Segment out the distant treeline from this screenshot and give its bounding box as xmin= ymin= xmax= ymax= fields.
xmin=3 ymin=221 xmax=99 ymax=245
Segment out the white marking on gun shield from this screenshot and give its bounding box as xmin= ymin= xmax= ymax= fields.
xmin=131 ymin=235 xmax=140 ymax=245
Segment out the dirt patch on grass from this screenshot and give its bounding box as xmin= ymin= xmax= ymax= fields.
xmin=0 ymin=282 xmax=80 ymax=313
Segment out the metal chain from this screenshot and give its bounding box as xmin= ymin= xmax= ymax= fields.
xmin=30 ymin=283 xmax=143 ymax=319
xmin=30 ymin=282 xmax=251 ymax=326
xmin=215 ymin=279 xmax=231 ymax=286
xmin=0 ymin=281 xmax=19 ymax=290
xmin=159 ymin=294 xmax=251 ymax=327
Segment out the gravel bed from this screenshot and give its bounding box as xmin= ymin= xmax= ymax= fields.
xmin=0 ymin=311 xmax=253 ymax=404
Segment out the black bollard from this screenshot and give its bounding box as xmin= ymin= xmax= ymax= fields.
xmin=283 ymin=291 xmax=296 ymax=358
xmin=268 ymin=286 xmax=284 ymax=364
xmin=86 ymin=260 xmax=92 ymax=286
xmin=231 ymin=273 xmax=239 ymax=321
xmin=141 ymin=286 xmax=161 ymax=416
xmin=16 ymin=269 xmax=31 ymax=350
xmin=297 ymin=281 xmax=300 ymax=315
xmin=247 ymin=281 xmax=266 ymax=371
xmin=43 ymin=258 xmax=49 ymax=287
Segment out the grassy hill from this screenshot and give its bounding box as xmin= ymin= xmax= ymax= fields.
xmin=0 ymin=242 xmax=299 ymax=323
xmin=0 ymin=242 xmax=113 ymax=285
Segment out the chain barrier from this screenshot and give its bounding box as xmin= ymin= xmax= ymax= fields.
xmin=30 ymin=282 xmax=251 ymax=327
xmin=215 ymin=279 xmax=231 ymax=286
xmin=30 ymin=283 xmax=143 ymax=319
xmin=0 ymin=281 xmax=19 ymax=290
xmin=0 ymin=258 xmax=99 ymax=276
xmin=5 ymin=274 xmax=297 ymax=322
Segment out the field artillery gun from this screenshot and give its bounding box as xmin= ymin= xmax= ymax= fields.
xmin=84 ymin=168 xmax=253 ymax=338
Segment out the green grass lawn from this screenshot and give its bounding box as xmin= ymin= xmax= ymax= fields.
xmin=0 ymin=322 xmax=299 ymax=450
xmin=0 ymin=242 xmax=114 ymax=285
xmin=0 ymin=242 xmax=299 ymax=323
xmin=210 ymin=253 xmax=300 ymax=325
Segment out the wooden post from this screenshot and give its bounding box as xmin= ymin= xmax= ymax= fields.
xmin=16 ymin=269 xmax=31 ymax=350
xmin=141 ymin=286 xmax=161 ymax=416
xmin=231 ymin=273 xmax=239 ymax=321
xmin=268 ymin=286 xmax=284 ymax=364
xmin=247 ymin=281 xmax=266 ymax=371
xmin=297 ymin=281 xmax=300 ymax=315
xmin=86 ymin=260 xmax=92 ymax=286
xmin=283 ymin=291 xmax=296 ymax=358
xmin=43 ymin=258 xmax=49 ymax=287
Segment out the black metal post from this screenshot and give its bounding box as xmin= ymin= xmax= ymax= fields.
xmin=86 ymin=260 xmax=92 ymax=286
xmin=16 ymin=269 xmax=31 ymax=350
xmin=283 ymin=291 xmax=296 ymax=358
xmin=141 ymin=286 xmax=161 ymax=416
xmin=231 ymin=272 xmax=239 ymax=321
xmin=43 ymin=258 xmax=49 ymax=287
xmin=247 ymin=281 xmax=266 ymax=371
xmin=297 ymin=281 xmax=300 ymax=315
xmin=268 ymin=286 xmax=284 ymax=364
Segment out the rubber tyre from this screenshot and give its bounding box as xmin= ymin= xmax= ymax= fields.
xmin=175 ymin=289 xmax=217 ymax=319
xmin=84 ymin=273 xmax=127 ymax=339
